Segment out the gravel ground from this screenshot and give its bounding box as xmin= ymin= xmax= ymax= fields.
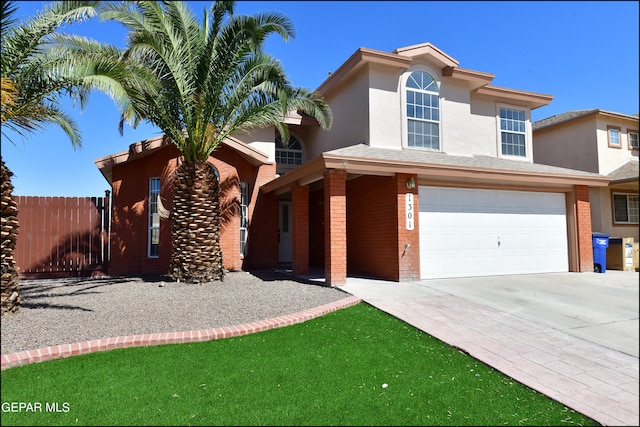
xmin=1 ymin=270 xmax=350 ymax=355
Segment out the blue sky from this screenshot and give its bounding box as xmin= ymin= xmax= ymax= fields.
xmin=2 ymin=1 xmax=638 ymax=197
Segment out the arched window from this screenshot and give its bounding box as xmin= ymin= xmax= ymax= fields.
xmin=406 ymin=70 xmax=440 ymax=150
xmin=275 ymin=134 xmax=303 ymax=173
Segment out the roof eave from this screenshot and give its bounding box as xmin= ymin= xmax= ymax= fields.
xmin=322 ymin=154 xmax=610 ymax=188
xmin=261 ymin=152 xmax=611 ymax=195
xmin=442 ymin=66 xmax=495 ymax=89
xmin=317 ymin=47 xmax=412 ymax=96
xmin=95 ymin=134 xmax=270 ymax=185
xmin=474 ymin=85 xmax=554 ymax=110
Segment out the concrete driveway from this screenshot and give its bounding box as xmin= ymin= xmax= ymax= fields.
xmin=340 ymin=271 xmax=639 ymax=426
xmin=420 ymin=271 xmax=639 ymax=357
xmin=343 ymin=271 xmax=638 ymax=356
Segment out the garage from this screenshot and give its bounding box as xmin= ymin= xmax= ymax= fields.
xmin=419 ymin=186 xmax=569 ymax=279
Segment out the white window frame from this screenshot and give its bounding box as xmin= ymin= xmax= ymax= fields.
xmin=628 ymin=129 xmax=639 ymax=150
xmin=148 ymin=178 xmax=161 ymax=258
xmin=612 ymin=193 xmax=639 ymax=225
xmin=275 ymin=133 xmax=304 ymax=174
xmin=403 ymin=69 xmax=441 ymax=151
xmin=240 ymin=181 xmax=249 ymax=256
xmin=496 ymin=104 xmax=530 ymax=160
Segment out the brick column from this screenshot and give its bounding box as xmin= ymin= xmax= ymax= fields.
xmin=575 ymin=185 xmax=594 ymax=272
xmin=324 ymin=170 xmax=347 ymax=285
xmin=291 ymin=184 xmax=309 ymax=276
xmin=395 ymin=174 xmax=420 ymax=281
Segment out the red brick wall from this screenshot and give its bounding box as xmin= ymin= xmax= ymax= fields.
xmin=347 ymin=175 xmax=399 ymax=280
xmin=395 ymin=174 xmax=420 ymax=281
xmin=309 ymin=189 xmax=325 ymax=269
xmin=110 ymin=145 xmax=181 ymax=277
xmin=109 ymin=144 xmax=275 ymax=277
xmin=575 ymin=185 xmax=594 ymax=272
xmin=346 ymin=174 xmax=420 ymax=281
xmin=291 ymin=185 xmax=309 ymax=275
xmin=243 ymin=165 xmax=278 ymax=270
xmin=324 ymin=170 xmax=347 ymax=285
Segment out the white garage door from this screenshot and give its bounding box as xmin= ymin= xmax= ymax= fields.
xmin=419 ymin=186 xmax=568 ymax=279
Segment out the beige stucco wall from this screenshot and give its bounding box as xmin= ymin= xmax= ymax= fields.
xmin=534 ymin=114 xmax=639 ymax=175
xmin=590 ymin=187 xmax=639 ymax=241
xmin=368 ymin=64 xmax=403 ymax=150
xmin=468 ymin=95 xmax=504 ymax=157
xmin=240 ymin=127 xmax=276 ymax=162
xmin=308 ymin=69 xmax=370 ymax=159
xmin=440 ymin=81 xmax=481 ymax=155
xmin=533 ymin=117 xmax=599 ymax=172
xmin=329 ymin=59 xmax=537 ymax=160
xmin=595 ymin=116 xmax=639 ymax=174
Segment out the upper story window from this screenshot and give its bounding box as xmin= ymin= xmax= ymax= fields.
xmin=613 ymin=193 xmax=639 ymax=224
xmin=500 ymin=107 xmax=527 ymax=157
xmin=275 ymin=134 xmax=303 ymax=174
xmin=628 ymin=130 xmax=639 ymax=150
xmin=148 ymin=178 xmax=161 ymax=258
xmin=406 ymin=70 xmax=440 ymax=150
xmin=608 ymin=126 xmax=621 ymax=148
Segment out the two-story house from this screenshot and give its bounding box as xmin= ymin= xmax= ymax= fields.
xmin=96 ymin=42 xmax=610 ymax=284
xmin=532 ymin=109 xmax=639 ymax=243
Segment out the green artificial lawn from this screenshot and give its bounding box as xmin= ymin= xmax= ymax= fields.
xmin=1 ymin=303 xmax=599 ymax=426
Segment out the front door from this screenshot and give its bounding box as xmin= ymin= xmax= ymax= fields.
xmin=278 ymin=201 xmax=292 ymax=263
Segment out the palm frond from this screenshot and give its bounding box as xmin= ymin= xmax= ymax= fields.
xmin=99 ymin=1 xmax=332 ymax=162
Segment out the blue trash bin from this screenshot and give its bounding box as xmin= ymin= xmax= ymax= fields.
xmin=592 ymin=232 xmax=609 ymax=273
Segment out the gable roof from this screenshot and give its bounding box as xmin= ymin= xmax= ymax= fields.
xmin=95 ymin=134 xmax=270 ymax=184
xmin=316 ymin=41 xmax=552 ymax=109
xmin=533 ymin=109 xmax=639 ymax=131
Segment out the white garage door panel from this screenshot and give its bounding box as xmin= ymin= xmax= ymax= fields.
xmin=419 ymin=187 xmax=568 ymax=279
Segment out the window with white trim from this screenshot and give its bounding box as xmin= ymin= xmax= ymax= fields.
xmin=406 ymin=70 xmax=440 ymax=150
xmin=608 ymin=126 xmax=621 ymax=147
xmin=148 ymin=178 xmax=161 ymax=257
xmin=628 ymin=130 xmax=639 ymax=150
xmin=275 ymin=134 xmax=303 ymax=168
xmin=613 ymin=193 xmax=639 ymax=224
xmin=500 ymin=107 xmax=527 ymax=157
xmin=240 ymin=181 xmax=248 ymax=256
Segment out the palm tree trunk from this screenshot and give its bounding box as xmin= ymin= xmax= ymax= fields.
xmin=1 ymin=157 xmax=20 ymax=315
xmin=169 ymin=160 xmax=225 ymax=283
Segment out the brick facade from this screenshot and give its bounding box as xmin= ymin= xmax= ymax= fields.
xmin=575 ymin=185 xmax=594 ymax=272
xmin=394 ymin=174 xmax=420 ymax=281
xmin=291 ymin=185 xmax=309 ymax=275
xmin=109 ymin=144 xmax=276 ymax=277
xmin=345 ymin=174 xmax=420 ymax=281
xmin=324 ymin=170 xmax=347 ymax=285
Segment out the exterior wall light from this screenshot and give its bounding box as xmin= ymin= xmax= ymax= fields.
xmin=406 ymin=177 xmax=416 ymax=189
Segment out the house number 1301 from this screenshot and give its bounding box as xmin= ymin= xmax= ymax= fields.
xmin=406 ymin=193 xmax=414 ymax=230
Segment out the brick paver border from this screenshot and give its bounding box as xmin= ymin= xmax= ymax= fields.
xmin=2 ymin=296 xmax=362 ymax=370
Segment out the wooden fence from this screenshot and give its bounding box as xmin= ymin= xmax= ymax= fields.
xmin=13 ymin=193 xmax=110 ymax=279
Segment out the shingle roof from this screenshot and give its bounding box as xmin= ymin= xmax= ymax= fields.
xmin=533 ymin=109 xmax=639 ymax=130
xmin=607 ymin=160 xmax=640 ymax=183
xmin=325 ymin=144 xmax=607 ymax=178
xmin=532 ymin=109 xmax=600 ymax=130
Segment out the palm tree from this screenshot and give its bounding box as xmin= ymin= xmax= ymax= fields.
xmin=1 ymin=0 xmax=145 ymax=315
xmin=100 ymin=1 xmax=332 ymax=284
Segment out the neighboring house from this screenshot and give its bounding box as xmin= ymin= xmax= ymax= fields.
xmin=96 ymin=42 xmax=610 ymax=285
xmin=533 ymin=109 xmax=639 ymax=242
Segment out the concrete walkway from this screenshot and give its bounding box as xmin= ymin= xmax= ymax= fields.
xmin=339 ymin=271 xmax=639 ymax=426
